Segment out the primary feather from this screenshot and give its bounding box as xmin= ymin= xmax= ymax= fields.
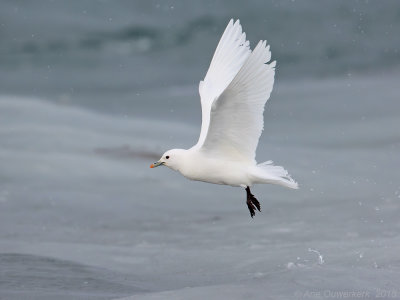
xmin=195 ymin=19 xmax=251 ymax=149
xmin=200 ymin=40 xmax=275 ymax=162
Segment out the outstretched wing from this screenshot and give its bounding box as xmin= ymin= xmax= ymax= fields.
xmin=199 ymin=40 xmax=276 ymax=163
xmin=193 ymin=19 xmax=251 ymax=149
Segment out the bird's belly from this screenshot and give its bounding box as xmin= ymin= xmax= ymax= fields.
xmin=179 ymin=161 xmax=250 ymax=187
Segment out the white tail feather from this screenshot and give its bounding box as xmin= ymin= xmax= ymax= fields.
xmin=254 ymin=161 xmax=299 ymax=189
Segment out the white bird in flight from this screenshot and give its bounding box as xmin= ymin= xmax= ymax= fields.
xmin=151 ymin=19 xmax=298 ymax=217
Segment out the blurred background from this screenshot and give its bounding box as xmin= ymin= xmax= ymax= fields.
xmin=1 ymin=1 xmax=400 ymax=299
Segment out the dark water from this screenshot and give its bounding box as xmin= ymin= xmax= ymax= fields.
xmin=1 ymin=0 xmax=400 ymax=115
xmin=0 ymin=253 xmax=145 ymax=299
xmin=1 ymin=1 xmax=400 ymax=299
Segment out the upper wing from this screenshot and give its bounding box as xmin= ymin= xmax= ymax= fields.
xmin=193 ymin=19 xmax=251 ymax=149
xmin=199 ymin=40 xmax=276 ymax=163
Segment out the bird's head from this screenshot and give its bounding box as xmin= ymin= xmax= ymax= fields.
xmin=150 ymin=149 xmax=186 ymax=171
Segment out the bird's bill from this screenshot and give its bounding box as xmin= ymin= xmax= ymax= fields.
xmin=150 ymin=161 xmax=164 ymax=168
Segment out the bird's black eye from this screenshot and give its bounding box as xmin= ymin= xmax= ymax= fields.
xmin=166 ymin=156 xmax=170 ymax=159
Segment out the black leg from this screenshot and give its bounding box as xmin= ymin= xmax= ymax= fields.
xmin=245 ymin=186 xmax=261 ymax=218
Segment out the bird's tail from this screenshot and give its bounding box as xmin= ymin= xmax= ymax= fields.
xmin=252 ymin=160 xmax=299 ymax=189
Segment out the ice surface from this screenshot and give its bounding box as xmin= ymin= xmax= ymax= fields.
xmin=1 ymin=74 xmax=400 ymax=299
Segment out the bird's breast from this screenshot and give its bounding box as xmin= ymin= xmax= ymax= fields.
xmin=177 ymin=156 xmax=250 ymax=187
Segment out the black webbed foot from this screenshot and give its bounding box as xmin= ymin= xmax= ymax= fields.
xmin=245 ymin=186 xmax=261 ymax=218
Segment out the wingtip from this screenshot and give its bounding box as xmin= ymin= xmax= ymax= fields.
xmin=254 ymin=40 xmax=264 ymax=49
xmin=230 ymin=19 xmax=242 ymax=31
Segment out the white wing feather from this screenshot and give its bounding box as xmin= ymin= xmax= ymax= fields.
xmin=200 ymin=40 xmax=276 ymax=162
xmin=194 ymin=19 xmax=251 ymax=149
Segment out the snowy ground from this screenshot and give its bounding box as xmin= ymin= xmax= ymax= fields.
xmin=1 ymin=73 xmax=399 ymax=299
